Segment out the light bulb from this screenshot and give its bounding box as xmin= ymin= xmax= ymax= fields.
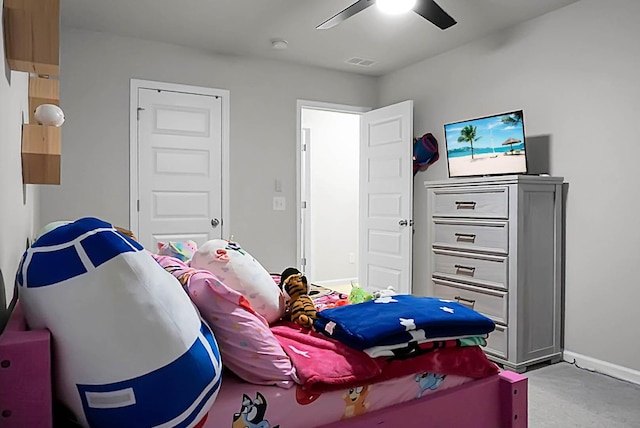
xmin=34 ymin=104 xmax=65 ymax=127
xmin=377 ymin=0 xmax=417 ymax=15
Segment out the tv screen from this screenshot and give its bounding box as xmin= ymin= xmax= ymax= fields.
xmin=444 ymin=110 xmax=527 ymax=178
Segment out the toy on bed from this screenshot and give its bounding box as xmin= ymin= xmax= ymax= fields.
xmin=191 ymin=239 xmax=285 ymax=323
xmin=17 ymin=217 xmax=222 ymax=428
xmin=153 ymin=254 xmax=297 ymax=388
xmin=310 ymin=284 xmax=350 ymax=311
xmin=372 ymin=286 xmax=397 ymax=299
xmin=348 ymin=285 xmax=373 ymax=304
xmin=279 ymin=267 xmax=317 ymax=329
xmin=157 ymin=239 xmax=198 ymax=262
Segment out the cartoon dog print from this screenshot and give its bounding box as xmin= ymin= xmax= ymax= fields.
xmin=415 ymin=372 xmax=446 ymax=398
xmin=232 ymin=392 xmax=279 ymax=428
xmin=342 ymin=385 xmax=371 ymax=419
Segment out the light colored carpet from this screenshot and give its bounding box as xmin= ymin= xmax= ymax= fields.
xmin=527 ymin=362 xmax=640 ymax=427
xmin=323 ymin=283 xmax=353 ymax=295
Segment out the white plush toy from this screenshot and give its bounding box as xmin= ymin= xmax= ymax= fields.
xmin=190 ymin=239 xmax=285 ymax=323
xmin=18 ymin=218 xmax=222 ymax=428
xmin=373 ymin=286 xmax=398 ymax=299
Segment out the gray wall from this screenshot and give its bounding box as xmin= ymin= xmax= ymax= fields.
xmin=40 ymin=28 xmax=378 ymax=272
xmin=0 ymin=0 xmax=38 ymax=326
xmin=379 ymin=0 xmax=640 ymax=371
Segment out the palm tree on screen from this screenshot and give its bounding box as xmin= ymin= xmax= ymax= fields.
xmin=501 ymin=111 xmax=523 ymax=126
xmin=457 ymin=125 xmax=482 ymax=159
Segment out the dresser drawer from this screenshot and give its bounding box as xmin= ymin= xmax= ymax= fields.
xmin=432 ymin=220 xmax=508 ymax=254
xmin=431 ymin=186 xmax=508 ymax=219
xmin=432 ymin=249 xmax=508 ymax=290
xmin=485 ymin=324 xmax=508 ymax=359
xmin=432 ymin=278 xmax=508 ymax=324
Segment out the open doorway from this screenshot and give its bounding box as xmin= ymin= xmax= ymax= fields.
xmin=297 ymin=101 xmax=368 ymax=289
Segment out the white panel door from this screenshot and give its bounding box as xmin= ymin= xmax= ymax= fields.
xmin=137 ymin=88 xmax=222 ymax=250
xmin=359 ymin=100 xmax=413 ymax=295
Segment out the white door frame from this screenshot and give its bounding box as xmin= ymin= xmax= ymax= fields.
xmin=129 ymin=79 xmax=231 ymax=239
xmin=296 ymin=100 xmax=370 ymax=276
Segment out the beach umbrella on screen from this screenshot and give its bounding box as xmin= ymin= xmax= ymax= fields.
xmin=502 ymin=138 xmax=521 ymax=153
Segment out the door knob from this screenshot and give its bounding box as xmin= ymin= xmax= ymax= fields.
xmin=211 ymin=218 xmax=220 ymax=228
xmin=399 ymin=219 xmax=408 ymax=226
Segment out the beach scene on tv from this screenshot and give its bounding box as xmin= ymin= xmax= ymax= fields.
xmin=444 ymin=110 xmax=527 ymax=177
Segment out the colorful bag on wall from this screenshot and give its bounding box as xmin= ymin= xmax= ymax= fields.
xmin=413 ymin=133 xmax=440 ymax=175
xmin=17 ymin=217 xmax=222 ymax=428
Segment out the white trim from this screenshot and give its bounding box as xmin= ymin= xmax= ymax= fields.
xmin=296 ymin=100 xmax=370 ymax=276
xmin=129 ymin=79 xmax=231 ymax=240
xmin=312 ymin=277 xmax=358 ymax=288
xmin=301 ymin=127 xmax=312 ymax=277
xmin=563 ymin=350 xmax=640 ymax=386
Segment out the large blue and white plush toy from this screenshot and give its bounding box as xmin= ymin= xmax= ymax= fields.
xmin=17 ymin=217 xmax=222 ymax=428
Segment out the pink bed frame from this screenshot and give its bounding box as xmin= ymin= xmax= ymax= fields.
xmin=0 ymin=303 xmax=52 ymax=428
xmin=0 ymin=303 xmax=528 ymax=428
xmin=317 ymin=370 xmax=527 ymax=428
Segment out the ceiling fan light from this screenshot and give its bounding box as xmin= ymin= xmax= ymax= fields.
xmin=376 ymin=0 xmax=417 ymax=15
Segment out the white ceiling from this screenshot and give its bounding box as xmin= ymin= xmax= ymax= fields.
xmin=60 ymin=0 xmax=580 ymax=76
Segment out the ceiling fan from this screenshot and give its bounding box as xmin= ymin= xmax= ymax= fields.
xmin=317 ymin=0 xmax=456 ymax=30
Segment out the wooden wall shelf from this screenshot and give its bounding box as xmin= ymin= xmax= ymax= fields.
xmin=3 ymin=0 xmax=63 ymax=185
xmin=28 ymin=76 xmax=59 ymax=124
xmin=22 ymin=124 xmax=61 ymax=185
xmin=3 ymin=0 xmax=60 ymax=75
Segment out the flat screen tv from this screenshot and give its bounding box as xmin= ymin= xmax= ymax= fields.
xmin=444 ymin=110 xmax=527 ymax=178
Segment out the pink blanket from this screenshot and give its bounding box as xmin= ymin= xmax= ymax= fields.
xmin=271 ymin=322 xmax=381 ymax=390
xmin=272 ymin=322 xmax=499 ymax=394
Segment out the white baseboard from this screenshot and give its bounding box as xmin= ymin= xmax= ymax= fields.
xmin=563 ymin=350 xmax=640 ymax=386
xmin=312 ymin=278 xmax=357 ymax=288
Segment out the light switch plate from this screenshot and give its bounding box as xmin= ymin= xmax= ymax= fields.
xmin=273 ymin=196 xmax=286 ymax=211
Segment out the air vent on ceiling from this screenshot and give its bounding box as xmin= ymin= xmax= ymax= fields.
xmin=345 ymin=57 xmax=376 ymax=67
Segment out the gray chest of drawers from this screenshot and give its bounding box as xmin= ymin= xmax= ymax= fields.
xmin=423 ymin=175 xmax=564 ymax=373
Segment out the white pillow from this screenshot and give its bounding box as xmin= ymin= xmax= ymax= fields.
xmin=18 ymin=217 xmax=222 ymax=428
xmin=190 ymin=239 xmax=285 ymax=323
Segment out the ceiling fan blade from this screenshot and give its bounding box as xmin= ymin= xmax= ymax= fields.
xmin=317 ymin=0 xmax=375 ymax=30
xmin=413 ymin=0 xmax=456 ymax=30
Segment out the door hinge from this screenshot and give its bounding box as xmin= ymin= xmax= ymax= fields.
xmin=137 ymin=107 xmax=145 ymax=120
xmin=301 ymin=257 xmax=307 ymax=266
xmin=302 ymin=144 xmax=307 ymax=152
xmin=136 ymin=200 xmax=140 ymax=212
xmin=302 ymin=201 xmax=307 ymax=209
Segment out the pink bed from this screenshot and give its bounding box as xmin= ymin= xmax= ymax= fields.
xmin=0 ymin=304 xmax=528 ymax=428
xmin=202 ymin=369 xmax=526 ymax=428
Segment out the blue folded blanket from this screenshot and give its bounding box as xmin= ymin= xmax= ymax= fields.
xmin=314 ymin=295 xmax=495 ymax=350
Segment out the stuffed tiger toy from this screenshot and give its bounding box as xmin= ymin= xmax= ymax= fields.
xmin=280 ymin=268 xmax=317 ymax=330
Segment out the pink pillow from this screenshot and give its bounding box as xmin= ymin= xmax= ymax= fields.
xmin=152 ymin=255 xmax=296 ymax=388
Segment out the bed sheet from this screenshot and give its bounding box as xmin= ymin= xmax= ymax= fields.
xmin=203 ymin=370 xmax=473 ymax=428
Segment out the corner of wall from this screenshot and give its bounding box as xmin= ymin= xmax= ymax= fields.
xmin=0 ymin=13 xmax=36 ymax=321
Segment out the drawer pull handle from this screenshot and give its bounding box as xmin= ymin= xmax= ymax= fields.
xmin=454 ymin=296 xmax=476 ymax=309
xmin=454 ymin=264 xmax=476 ymax=272
xmin=454 ymin=233 xmax=476 ymax=241
xmin=455 ymin=201 xmax=477 ymax=209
